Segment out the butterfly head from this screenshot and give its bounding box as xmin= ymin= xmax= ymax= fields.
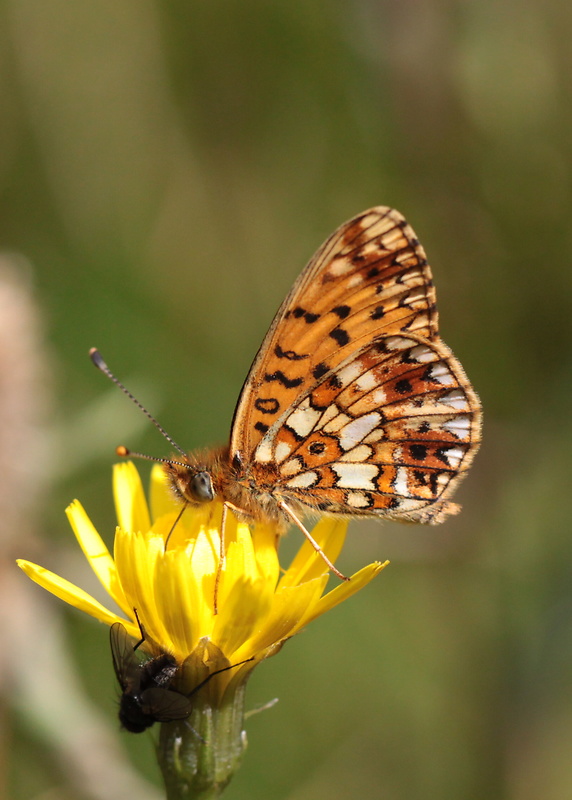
xmin=163 ymin=448 xmax=229 ymax=507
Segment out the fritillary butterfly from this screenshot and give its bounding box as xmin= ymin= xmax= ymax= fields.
xmin=93 ymin=206 xmax=481 ymax=578
xmin=165 ymin=207 xmax=481 ymax=541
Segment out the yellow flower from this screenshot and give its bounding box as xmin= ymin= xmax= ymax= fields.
xmin=19 ymin=462 xmax=386 ymax=670
xmin=17 ymin=462 xmax=387 ymax=797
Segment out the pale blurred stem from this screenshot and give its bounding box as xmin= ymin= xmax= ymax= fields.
xmin=157 ymin=684 xmax=248 ymax=800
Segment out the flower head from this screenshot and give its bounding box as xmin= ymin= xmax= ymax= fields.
xmin=19 ymin=462 xmax=385 ymax=672
xmin=18 ymin=462 xmax=386 ymax=796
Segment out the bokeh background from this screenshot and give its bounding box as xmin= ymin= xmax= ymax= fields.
xmin=1 ymin=1 xmax=571 ymax=798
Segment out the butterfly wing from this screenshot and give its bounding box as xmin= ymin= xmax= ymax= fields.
xmin=249 ymin=333 xmax=482 ymax=523
xmin=230 ymin=207 xmax=440 ymax=460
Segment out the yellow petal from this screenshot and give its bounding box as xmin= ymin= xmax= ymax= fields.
xmin=251 ymin=523 xmax=280 ymax=589
xmin=113 ymin=462 xmax=151 ymax=534
xmin=65 ymin=500 xmax=130 ymax=614
xmin=149 ymin=464 xmax=179 ymax=521
xmin=153 ymin=550 xmax=211 ymax=659
xmin=246 ymin=576 xmax=329 ymax=654
xmin=17 ymin=559 xmax=122 ymax=627
xmin=279 ymin=518 xmax=347 ymax=588
xmin=213 ymin=575 xmax=273 ymax=658
xmin=300 ymin=560 xmax=389 ymax=629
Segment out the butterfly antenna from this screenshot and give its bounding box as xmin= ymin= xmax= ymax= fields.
xmin=89 ymin=348 xmax=187 ymax=458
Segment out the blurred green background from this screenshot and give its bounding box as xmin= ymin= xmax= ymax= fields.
xmin=1 ymin=1 xmax=571 ymax=798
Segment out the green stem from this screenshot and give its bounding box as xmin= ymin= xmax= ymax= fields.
xmin=157 ymin=683 xmax=248 ymax=800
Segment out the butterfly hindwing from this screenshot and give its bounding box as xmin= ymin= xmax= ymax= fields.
xmin=250 ymin=333 xmax=481 ymax=523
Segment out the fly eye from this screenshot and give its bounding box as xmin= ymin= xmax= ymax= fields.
xmin=189 ymin=471 xmax=214 ymax=503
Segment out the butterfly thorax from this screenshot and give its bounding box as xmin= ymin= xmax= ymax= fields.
xmin=163 ymin=446 xmax=295 ymax=531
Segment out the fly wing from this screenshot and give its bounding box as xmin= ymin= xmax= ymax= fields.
xmin=110 ymin=622 xmax=142 ymax=692
xmin=140 ymin=687 xmax=193 ymax=722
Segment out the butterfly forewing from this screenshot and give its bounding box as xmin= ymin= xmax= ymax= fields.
xmin=231 ymin=207 xmax=440 ymax=460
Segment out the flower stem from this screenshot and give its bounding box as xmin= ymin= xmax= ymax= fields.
xmin=158 ymin=683 xmax=248 ymax=800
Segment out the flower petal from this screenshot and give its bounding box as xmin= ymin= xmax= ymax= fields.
xmin=113 ymin=462 xmax=151 ymax=534
xmin=213 ymin=574 xmax=272 ymax=658
xmin=299 ymin=560 xmax=389 ymax=629
xmin=65 ymin=500 xmax=130 ymax=614
xmin=149 ymin=464 xmax=179 ymax=521
xmin=279 ymin=518 xmax=347 ymax=588
xmin=245 ymin=575 xmax=329 ymax=654
xmin=17 ymin=559 xmax=124 ymax=627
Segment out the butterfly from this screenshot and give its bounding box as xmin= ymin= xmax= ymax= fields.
xmin=93 ymin=206 xmax=481 ymax=578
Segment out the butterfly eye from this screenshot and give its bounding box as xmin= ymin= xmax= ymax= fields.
xmin=189 ymin=471 xmax=215 ymax=503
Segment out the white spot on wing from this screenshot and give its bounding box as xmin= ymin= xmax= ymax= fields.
xmin=315 ymin=403 xmax=339 ymax=430
xmin=347 ymin=491 xmax=371 ymax=508
xmin=348 ymin=273 xmax=364 ymax=289
xmin=386 ymin=335 xmax=413 ymax=351
xmin=323 ymin=412 xmax=352 ymax=433
xmin=409 ymin=344 xmax=436 ymax=363
xmin=393 ymin=466 xmax=410 ymax=496
xmin=255 ymin=438 xmax=274 ymax=463
xmin=280 ymin=458 xmax=304 ymax=477
xmin=339 ymin=413 xmax=381 ymax=450
xmin=428 ymin=362 xmax=455 ymax=385
xmin=355 ymin=370 xmax=378 ymax=392
xmin=363 ymin=428 xmax=385 ymax=443
xmin=337 ymin=361 xmax=363 ymax=388
xmin=286 ymin=471 xmax=319 ymax=488
xmin=275 ymin=441 xmax=293 ymax=463
xmin=443 ymin=416 xmax=471 ymax=438
xmin=438 ymin=390 xmax=469 ymax=410
xmin=286 ymin=399 xmax=321 ymax=438
xmin=329 ymin=257 xmax=353 ymax=276
xmin=339 ymin=444 xmax=373 ymax=462
xmin=442 ymin=447 xmax=464 ymax=467
xmin=332 ymin=462 xmax=378 ymax=489
xmin=371 ymin=387 xmax=386 ymax=406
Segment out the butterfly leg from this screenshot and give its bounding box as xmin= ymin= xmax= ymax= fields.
xmin=212 ymin=503 xmax=229 ymax=615
xmin=213 ymin=501 xmax=254 ymax=614
xmin=164 ymin=501 xmax=188 ymax=550
xmin=277 ymin=500 xmax=349 ymax=581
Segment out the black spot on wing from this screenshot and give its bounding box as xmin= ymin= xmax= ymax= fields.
xmin=370 ymin=306 xmax=385 ymax=320
xmin=329 ymin=327 xmax=350 ymax=346
xmin=394 ymin=378 xmax=413 ymax=395
xmin=332 ymin=305 xmax=351 ymax=319
xmin=308 ymin=441 xmax=326 ymax=455
xmin=264 ymin=370 xmax=304 ymax=389
xmin=291 ymin=306 xmax=320 ymax=324
xmin=274 ymin=344 xmax=308 ymax=361
xmin=254 ymin=398 xmax=280 ymax=415
xmin=409 ymin=444 xmax=428 ymax=461
xmin=312 ymin=362 xmax=329 ymax=380
xmin=254 ymin=421 xmax=269 ymax=434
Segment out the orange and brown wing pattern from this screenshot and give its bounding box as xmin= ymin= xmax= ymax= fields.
xmin=250 ymin=334 xmax=481 ymax=523
xmin=230 ymin=207 xmax=439 ymax=461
